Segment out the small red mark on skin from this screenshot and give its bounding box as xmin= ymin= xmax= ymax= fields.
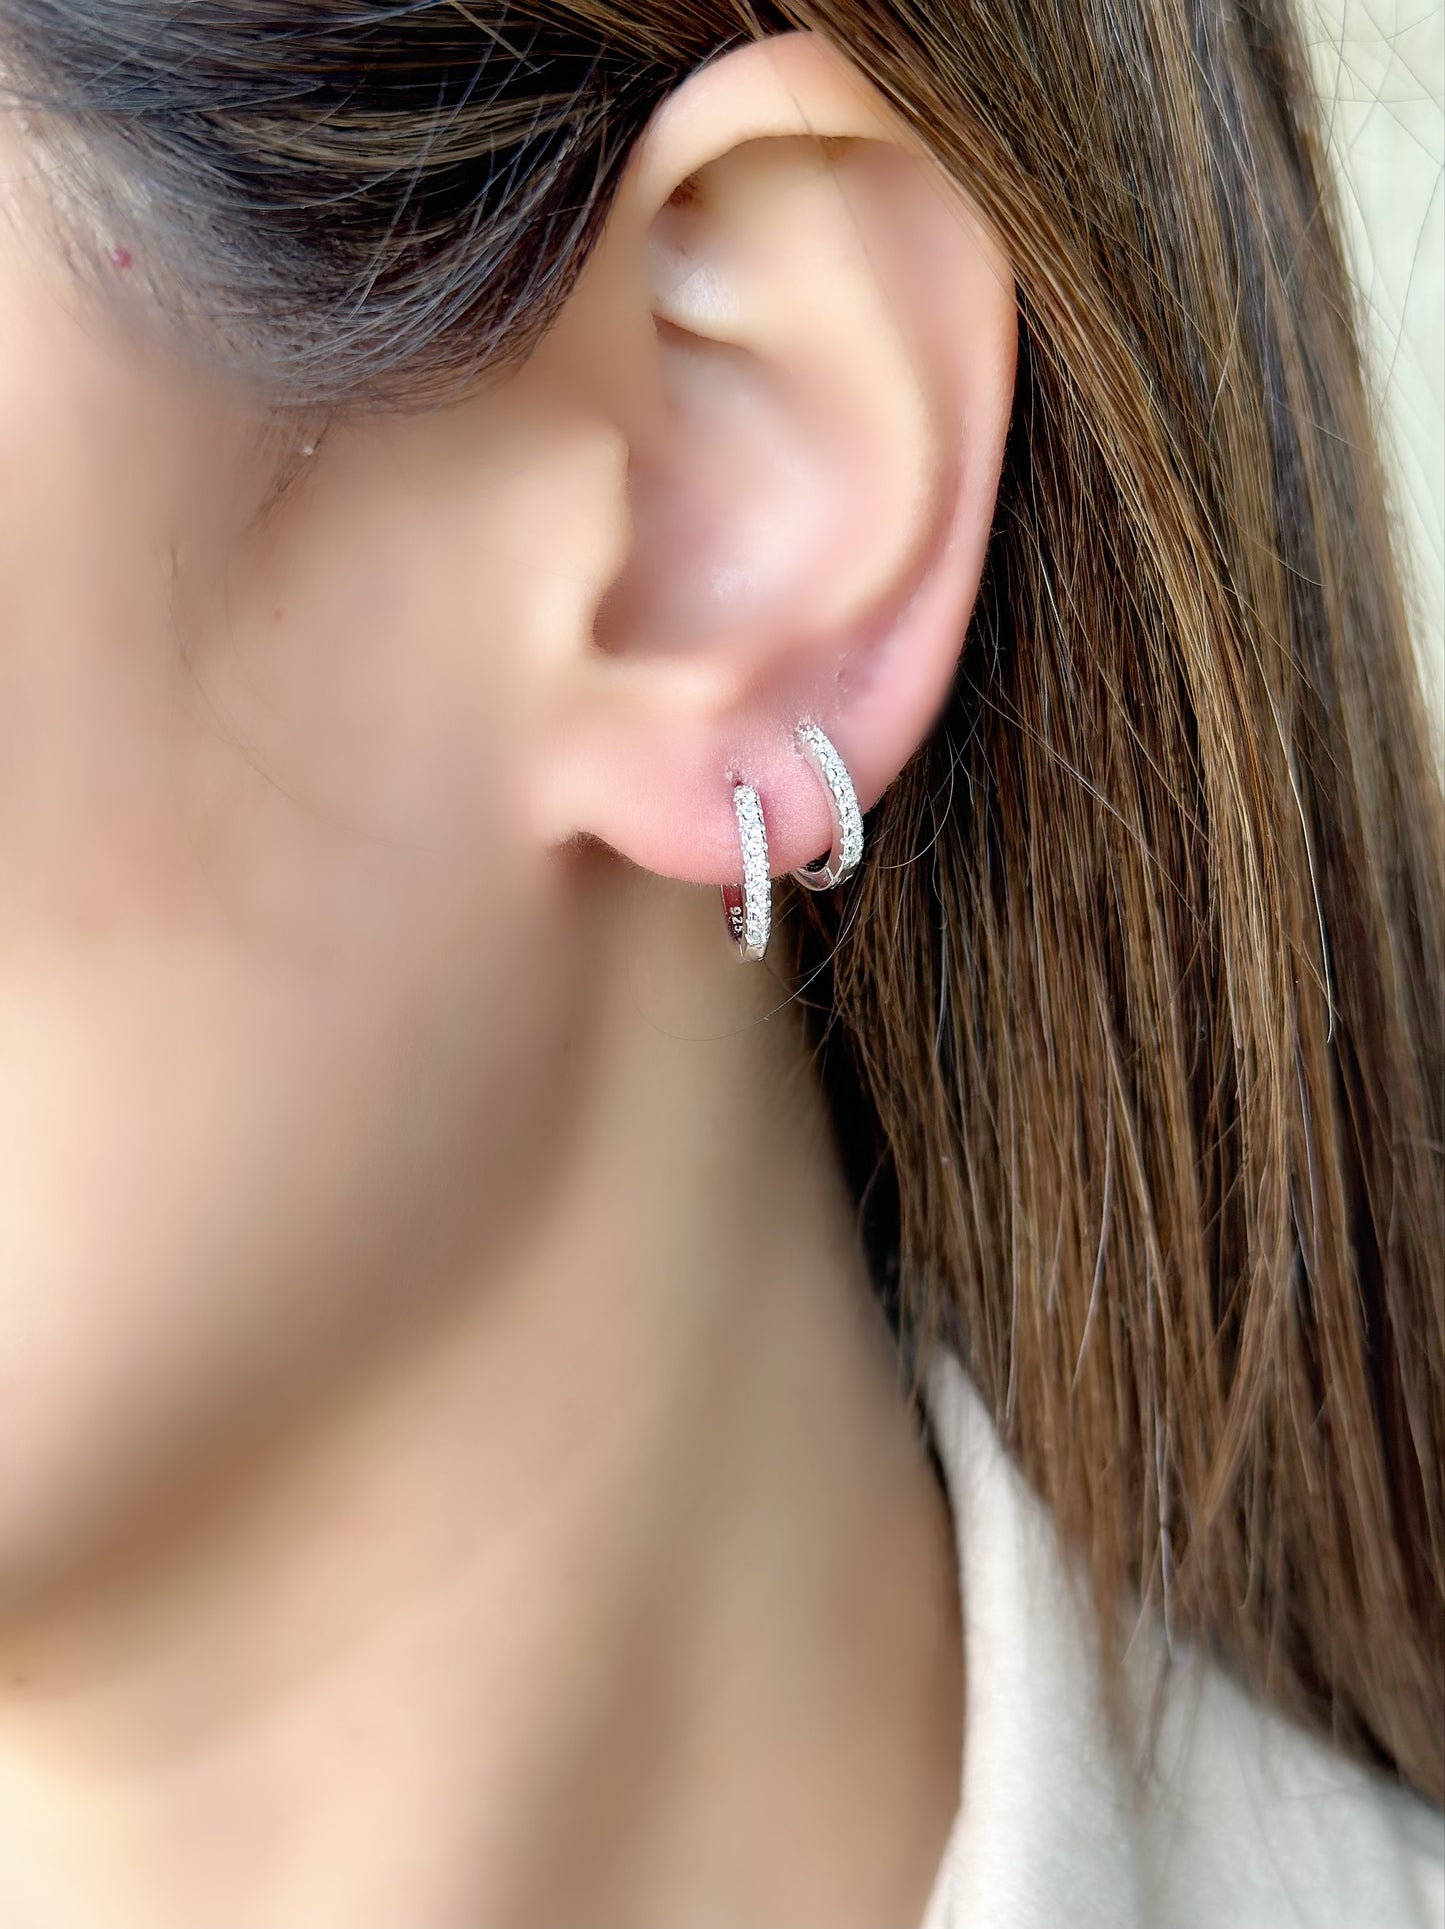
xmin=109 ymin=245 xmax=133 ymax=271
xmin=272 ymin=608 xmax=284 ymax=624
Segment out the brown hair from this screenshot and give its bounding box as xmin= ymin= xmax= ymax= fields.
xmin=6 ymin=0 xmax=1442 ymax=1801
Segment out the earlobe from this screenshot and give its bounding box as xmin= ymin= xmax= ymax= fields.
xmin=530 ymin=31 xmax=1016 ymax=891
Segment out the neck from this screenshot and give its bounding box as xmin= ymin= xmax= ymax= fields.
xmin=0 ymin=863 xmax=963 ymax=1929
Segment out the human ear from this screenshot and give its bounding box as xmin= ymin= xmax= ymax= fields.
xmin=528 ymin=30 xmax=1017 ymax=886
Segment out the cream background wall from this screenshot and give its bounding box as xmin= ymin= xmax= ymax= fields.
xmin=1301 ymin=0 xmax=1444 ymax=734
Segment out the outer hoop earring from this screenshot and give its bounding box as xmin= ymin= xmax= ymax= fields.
xmin=720 ymin=782 xmax=771 ymax=962
xmin=790 ymin=723 xmax=864 ymax=892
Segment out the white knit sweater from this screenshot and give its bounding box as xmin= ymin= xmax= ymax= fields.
xmin=915 ymin=1351 xmax=1445 ymax=1928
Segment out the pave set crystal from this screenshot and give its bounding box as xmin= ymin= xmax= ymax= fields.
xmin=793 ymin=721 xmax=864 ymax=890
xmin=720 ymin=725 xmax=863 ymax=961
xmin=724 ymin=783 xmax=771 ymax=961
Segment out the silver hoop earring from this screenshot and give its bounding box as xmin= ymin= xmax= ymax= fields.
xmin=790 ymin=723 xmax=863 ymax=892
xmin=720 ymin=782 xmax=771 ymax=962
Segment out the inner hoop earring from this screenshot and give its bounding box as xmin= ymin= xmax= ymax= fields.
xmin=790 ymin=723 xmax=864 ymax=891
xmin=720 ymin=782 xmax=771 ymax=962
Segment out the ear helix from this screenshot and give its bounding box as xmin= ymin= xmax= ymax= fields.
xmin=719 ymin=724 xmax=864 ymax=962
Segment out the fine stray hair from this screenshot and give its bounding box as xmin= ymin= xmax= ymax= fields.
xmin=3 ymin=0 xmax=1442 ymax=1804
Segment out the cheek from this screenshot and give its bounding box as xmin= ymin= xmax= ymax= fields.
xmin=0 ymin=151 xmax=582 ymax=1614
xmin=0 ymin=484 xmax=572 ymax=1611
xmin=0 ymin=818 xmax=574 ymax=1614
